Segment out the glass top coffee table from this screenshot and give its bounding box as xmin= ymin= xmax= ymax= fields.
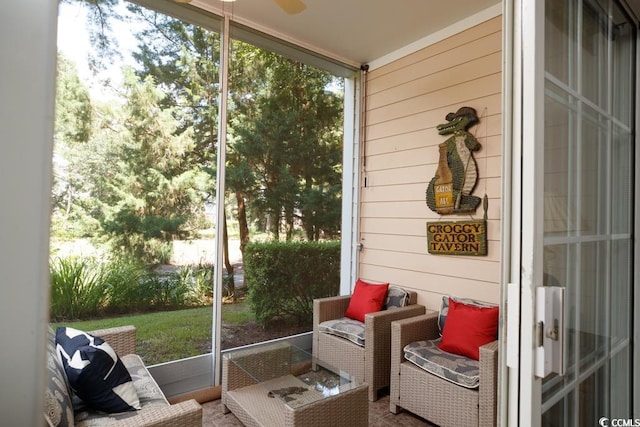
xmin=222 ymin=341 xmax=368 ymax=426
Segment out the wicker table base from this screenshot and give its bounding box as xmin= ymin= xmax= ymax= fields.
xmin=222 ymin=342 xmax=368 ymax=427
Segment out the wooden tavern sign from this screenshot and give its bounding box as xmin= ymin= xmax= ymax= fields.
xmin=427 ymin=220 xmax=487 ymax=256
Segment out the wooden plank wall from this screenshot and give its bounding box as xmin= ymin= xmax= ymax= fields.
xmin=358 ymin=16 xmax=502 ymax=310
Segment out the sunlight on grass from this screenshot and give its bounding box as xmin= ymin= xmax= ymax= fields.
xmin=51 ymin=302 xmax=254 ymax=365
xmin=222 ymin=300 xmax=255 ymax=324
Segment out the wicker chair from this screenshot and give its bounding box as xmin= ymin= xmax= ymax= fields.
xmin=312 ymin=287 xmax=425 ymax=401
xmin=389 ymin=311 xmax=498 ymax=427
xmin=44 ymin=325 xmax=203 ymax=427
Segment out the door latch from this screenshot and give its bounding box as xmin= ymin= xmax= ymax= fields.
xmin=535 ymin=318 xmax=558 ymax=347
xmin=535 ymin=286 xmax=565 ymax=377
xmin=546 ymin=318 xmax=559 ymax=341
xmin=536 ymin=320 xmax=544 ymax=347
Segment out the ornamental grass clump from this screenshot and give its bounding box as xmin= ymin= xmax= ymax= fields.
xmin=102 ymin=258 xmax=151 ymax=314
xmin=50 ymin=256 xmax=213 ymax=321
xmin=50 ymin=257 xmax=108 ymax=320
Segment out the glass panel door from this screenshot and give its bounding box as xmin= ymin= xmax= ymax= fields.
xmin=541 ymin=0 xmax=634 ymax=424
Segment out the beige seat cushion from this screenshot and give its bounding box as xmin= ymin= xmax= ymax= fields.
xmin=403 ymin=338 xmax=480 ymax=389
xmin=74 ymin=354 xmax=169 ymax=426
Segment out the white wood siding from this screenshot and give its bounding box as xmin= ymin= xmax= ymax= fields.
xmin=358 ymin=16 xmax=502 ymax=310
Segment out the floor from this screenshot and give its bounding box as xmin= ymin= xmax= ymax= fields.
xmin=201 ymin=393 xmax=434 ymax=426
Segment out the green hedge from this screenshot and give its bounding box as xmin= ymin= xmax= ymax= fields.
xmin=244 ymin=240 xmax=340 ymax=327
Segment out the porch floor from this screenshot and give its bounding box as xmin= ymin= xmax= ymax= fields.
xmin=201 ymin=392 xmax=435 ymax=426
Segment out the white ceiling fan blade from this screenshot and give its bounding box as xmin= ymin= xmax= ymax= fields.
xmin=273 ymin=0 xmax=307 ymax=14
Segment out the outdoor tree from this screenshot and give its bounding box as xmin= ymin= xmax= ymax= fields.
xmin=129 ymin=4 xmax=220 ymax=168
xmin=52 ymin=54 xmax=94 ymax=238
xmin=55 ymin=0 xmax=344 ymax=263
xmin=125 ymin=5 xmax=240 ymax=276
xmin=97 ymin=68 xmax=209 ymax=262
xmin=229 ymin=44 xmax=343 ymax=241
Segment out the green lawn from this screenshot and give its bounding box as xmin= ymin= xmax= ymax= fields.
xmin=51 ymin=302 xmax=255 ymax=365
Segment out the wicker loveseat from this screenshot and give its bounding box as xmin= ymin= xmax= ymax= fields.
xmin=313 ymin=282 xmax=425 ymax=401
xmin=44 ymin=325 xmax=202 ymax=427
xmin=389 ymin=297 xmax=498 ymax=427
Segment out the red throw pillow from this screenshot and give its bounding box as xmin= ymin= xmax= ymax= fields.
xmin=438 ymin=297 xmax=498 ymax=360
xmin=344 ymin=279 xmax=389 ymax=322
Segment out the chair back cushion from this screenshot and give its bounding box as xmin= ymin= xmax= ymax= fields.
xmin=44 ymin=327 xmax=75 ymax=427
xmin=384 ymin=286 xmax=411 ymax=309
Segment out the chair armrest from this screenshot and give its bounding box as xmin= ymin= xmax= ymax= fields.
xmin=361 ymin=305 xmax=425 ymax=398
xmin=389 ymin=312 xmax=439 ymax=407
xmin=479 ymin=340 xmax=499 ymax=427
xmin=479 ymin=340 xmax=499 ymax=386
xmin=313 ymin=295 xmax=351 ymax=325
xmin=364 ymin=305 xmax=426 ymax=346
xmin=479 ymin=340 xmax=498 ymax=361
xmin=365 ymin=304 xmax=426 ymax=325
xmin=365 ymin=305 xmax=427 ymax=351
xmin=89 ymin=325 xmax=136 ymax=356
xmin=114 ymin=399 xmax=202 ymax=427
xmin=312 ymin=295 xmax=350 ymax=361
xmin=390 ymin=312 xmax=439 ymax=359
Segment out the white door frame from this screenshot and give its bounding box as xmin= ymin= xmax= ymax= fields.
xmin=634 ymin=9 xmax=640 ymax=418
xmin=505 ymin=0 xmax=546 ymax=425
xmin=507 ymin=0 xmax=640 ymax=424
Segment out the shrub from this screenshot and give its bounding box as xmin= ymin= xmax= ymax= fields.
xmin=50 ymin=257 xmax=108 ymax=320
xmin=175 ymin=262 xmax=214 ymax=303
xmin=244 ymin=240 xmax=340 ymax=327
xmin=50 ymin=256 xmax=213 ymax=321
xmin=150 ymin=274 xmax=193 ymax=309
xmin=107 ymin=232 xmax=174 ymax=265
xmin=102 ymin=258 xmax=151 ymax=314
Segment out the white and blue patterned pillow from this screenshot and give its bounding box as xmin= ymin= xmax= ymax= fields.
xmin=74 ymin=354 xmax=170 ymax=425
xmin=55 ymin=327 xmax=141 ymax=413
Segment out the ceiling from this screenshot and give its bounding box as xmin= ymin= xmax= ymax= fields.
xmin=188 ymin=0 xmax=501 ymax=68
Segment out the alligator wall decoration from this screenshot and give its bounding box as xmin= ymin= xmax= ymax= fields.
xmin=426 ymin=106 xmax=482 ymax=215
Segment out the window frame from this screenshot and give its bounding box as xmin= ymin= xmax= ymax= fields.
xmin=129 ymin=0 xmax=361 ymax=392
